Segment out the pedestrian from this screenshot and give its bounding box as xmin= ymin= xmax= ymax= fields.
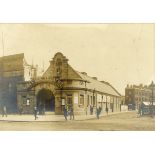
xmin=69 ymin=107 xmax=74 ymax=120
xmin=63 ymin=106 xmax=68 ymax=120
xmin=2 ymin=106 xmax=7 ymax=117
xmin=141 ymin=103 xmax=144 ymax=116
xmin=34 ymin=106 xmax=38 ymax=120
xmin=96 ymin=108 xmax=100 ymax=119
xmin=96 ymin=106 xmax=102 ymax=119
xmin=90 ymin=105 xmax=93 ymax=115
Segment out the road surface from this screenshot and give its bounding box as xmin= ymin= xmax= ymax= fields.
xmin=0 ymin=111 xmax=155 ymax=130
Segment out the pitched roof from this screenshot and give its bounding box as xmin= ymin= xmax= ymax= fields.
xmin=76 ymin=71 xmax=121 ymax=97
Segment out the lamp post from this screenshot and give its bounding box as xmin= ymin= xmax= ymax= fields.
xmin=149 ymin=81 xmax=155 ymax=117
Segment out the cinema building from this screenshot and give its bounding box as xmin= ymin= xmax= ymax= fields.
xmin=0 ymin=52 xmax=121 ymax=115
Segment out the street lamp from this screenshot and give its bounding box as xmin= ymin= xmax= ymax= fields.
xmin=149 ymin=81 xmax=155 ymax=117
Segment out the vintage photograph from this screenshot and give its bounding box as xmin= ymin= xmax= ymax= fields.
xmin=0 ymin=24 xmax=154 ymax=130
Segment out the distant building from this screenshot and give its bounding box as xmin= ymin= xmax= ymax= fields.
xmin=0 ymin=52 xmax=121 ymax=114
xmin=0 ymin=53 xmax=37 ymax=113
xmin=125 ymin=84 xmax=155 ymax=110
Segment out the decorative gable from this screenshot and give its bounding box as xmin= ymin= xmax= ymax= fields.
xmin=43 ymin=52 xmax=82 ymax=80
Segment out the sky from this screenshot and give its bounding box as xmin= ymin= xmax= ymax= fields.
xmin=0 ymin=24 xmax=154 ymax=95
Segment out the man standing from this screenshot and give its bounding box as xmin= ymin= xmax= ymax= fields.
xmin=34 ymin=106 xmax=38 ymax=120
xmin=2 ymin=106 xmax=7 ymax=117
xmin=63 ymin=106 xmax=68 ymax=120
xmin=96 ymin=108 xmax=100 ymax=119
xmin=69 ymin=106 xmax=74 ymax=120
xmin=90 ymin=105 xmax=93 ymax=115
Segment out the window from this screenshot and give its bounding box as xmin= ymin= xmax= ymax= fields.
xmin=56 ymin=58 xmax=62 ymax=66
xmin=67 ymin=95 xmax=72 ymax=108
xmin=26 ymin=99 xmax=30 ymax=106
xmin=22 ymin=96 xmax=26 ymax=104
xmin=80 ymin=95 xmax=84 ymax=106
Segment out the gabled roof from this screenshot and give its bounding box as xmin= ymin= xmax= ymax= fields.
xmin=76 ymin=71 xmax=121 ymax=97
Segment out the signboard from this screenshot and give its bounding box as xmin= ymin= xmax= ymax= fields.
xmin=61 ymin=99 xmax=65 ymax=105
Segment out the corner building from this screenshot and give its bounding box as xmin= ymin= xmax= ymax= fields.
xmin=3 ymin=52 xmax=121 ymax=115
xmin=17 ymin=52 xmax=121 ymax=115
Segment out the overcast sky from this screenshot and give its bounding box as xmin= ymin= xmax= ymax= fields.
xmin=0 ymin=24 xmax=154 ymax=95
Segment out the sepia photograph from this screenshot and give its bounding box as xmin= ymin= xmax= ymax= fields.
xmin=1 ymin=1 xmax=155 ymax=155
xmin=0 ymin=24 xmax=155 ymax=131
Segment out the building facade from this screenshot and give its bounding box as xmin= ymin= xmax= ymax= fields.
xmin=0 ymin=53 xmax=36 ymax=113
xmin=0 ymin=52 xmax=121 ymax=115
xmin=125 ymin=84 xmax=155 ymax=109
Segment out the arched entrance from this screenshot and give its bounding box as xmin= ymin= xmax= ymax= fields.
xmin=36 ymin=89 xmax=55 ymax=114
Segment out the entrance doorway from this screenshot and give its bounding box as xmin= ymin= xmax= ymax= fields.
xmin=36 ymin=89 xmax=55 ymax=114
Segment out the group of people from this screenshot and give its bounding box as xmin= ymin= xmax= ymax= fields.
xmin=90 ymin=104 xmax=108 ymax=119
xmin=63 ymin=106 xmax=74 ymax=120
xmin=0 ymin=104 xmax=108 ymax=120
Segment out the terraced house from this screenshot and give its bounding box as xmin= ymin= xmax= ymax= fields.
xmin=0 ymin=52 xmax=121 ymax=115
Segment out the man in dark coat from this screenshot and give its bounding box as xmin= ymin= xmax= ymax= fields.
xmin=69 ymin=107 xmax=74 ymax=120
xmin=63 ymin=106 xmax=68 ymax=120
xmin=34 ymin=106 xmax=38 ymax=120
xmin=2 ymin=106 xmax=7 ymax=117
xmin=90 ymin=105 xmax=93 ymax=115
xmin=96 ymin=108 xmax=100 ymax=119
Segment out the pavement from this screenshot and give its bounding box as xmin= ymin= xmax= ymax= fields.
xmin=0 ymin=111 xmax=130 ymax=122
